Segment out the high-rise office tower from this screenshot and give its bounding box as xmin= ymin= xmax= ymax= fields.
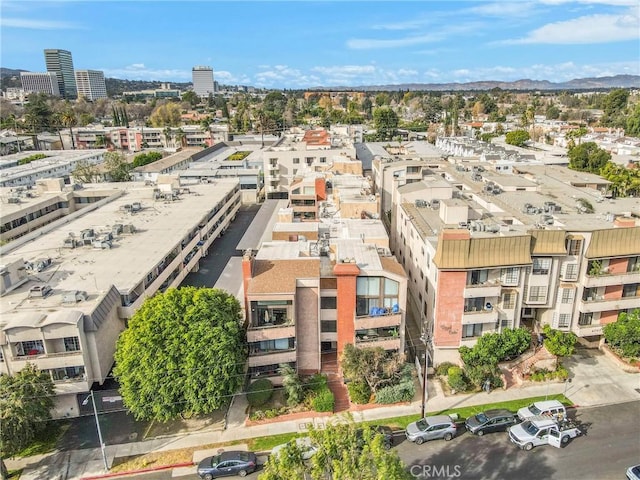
xmin=44 ymin=49 xmax=77 ymax=99
xmin=75 ymin=70 xmax=107 ymax=100
xmin=192 ymin=66 xmax=215 ymax=98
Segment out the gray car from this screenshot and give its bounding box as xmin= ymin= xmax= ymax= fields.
xmin=405 ymin=415 xmax=457 ymax=445
xmin=465 ymin=409 xmax=517 ymax=436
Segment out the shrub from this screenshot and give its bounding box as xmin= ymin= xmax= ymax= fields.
xmin=246 ymin=378 xmax=274 ymax=407
xmin=447 ymin=366 xmax=469 ymax=392
xmin=603 ymin=309 xmax=640 ymax=358
xmin=312 ymin=387 xmax=335 ymax=412
xmin=464 ymin=363 xmax=502 ymax=389
xmin=264 ymin=408 xmax=279 ymax=419
xmin=435 ymin=362 xmax=456 ymax=376
xmin=306 ymin=373 xmax=328 ymax=394
xmin=348 ymin=380 xmax=372 ymax=404
xmin=250 ymin=410 xmax=265 ymax=421
xmin=374 ymin=380 xmax=415 ymax=404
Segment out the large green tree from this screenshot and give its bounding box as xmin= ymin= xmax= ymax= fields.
xmin=568 ymin=142 xmax=611 ymax=174
xmin=181 ymin=90 xmax=200 ymax=107
xmin=601 ymin=88 xmax=629 ymax=127
xmin=373 ymin=106 xmax=399 ymax=141
xmin=0 ymin=364 xmax=55 ymax=469
xmin=505 ymin=129 xmax=530 ymax=147
xmin=113 ymin=287 xmax=246 ymax=421
xmin=603 ymin=309 xmax=640 ymax=358
xmin=260 ymin=421 xmax=411 ymax=480
xmin=542 ymin=325 xmax=577 ymax=368
xmin=103 ymin=151 xmax=131 ymax=182
xmin=149 ymin=102 xmax=182 ymax=127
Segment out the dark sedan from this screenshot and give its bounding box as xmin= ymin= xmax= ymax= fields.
xmin=197 ymin=451 xmax=257 ymax=479
xmin=465 ymin=409 xmax=518 ymax=436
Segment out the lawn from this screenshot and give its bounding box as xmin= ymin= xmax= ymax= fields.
xmin=13 ymin=421 xmax=71 ymax=458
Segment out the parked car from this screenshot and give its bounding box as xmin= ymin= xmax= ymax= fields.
xmin=405 ymin=415 xmax=457 ymax=445
xmin=197 ymin=451 xmax=257 ymax=479
xmin=271 ymin=436 xmax=318 ymax=461
xmin=626 ymin=465 xmax=640 ymax=480
xmin=356 ymin=425 xmax=394 ymax=450
xmin=508 ymin=416 xmax=581 ymax=451
xmin=517 ymin=399 xmax=566 ymax=422
xmin=465 ymin=409 xmax=518 ymax=436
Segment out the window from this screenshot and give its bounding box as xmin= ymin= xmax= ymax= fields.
xmin=320 ymin=157 xmax=327 ymax=163
xmin=501 ymin=267 xmax=519 ymax=285
xmin=251 ymin=300 xmax=293 ymax=327
xmin=249 ymin=362 xmax=295 ymax=378
xmin=49 ymin=366 xmax=85 ymax=381
xmin=567 ymin=239 xmax=582 ymax=256
xmin=462 ymin=324 xmax=483 ymax=338
xmin=558 ymin=314 xmax=571 ymax=328
xmin=356 ymin=277 xmax=399 ymax=316
xmin=467 ymin=269 xmax=488 ymax=285
xmin=561 ymin=288 xmax=574 ymax=304
xmin=249 ymin=338 xmax=295 ymax=354
xmin=622 ymin=283 xmax=639 ymax=298
xmin=464 ymin=297 xmax=487 ymax=312
xmin=64 ymin=337 xmax=80 ymax=352
xmin=320 ymin=297 xmax=337 ymax=309
xmin=532 ymin=258 xmax=551 ymax=275
xmin=578 ymin=312 xmax=593 ymax=326
xmin=528 ymin=286 xmax=547 ymax=302
xmin=293 ymin=158 xmax=300 ymax=164
xmin=15 ymin=340 xmax=44 ymax=357
xmin=321 ymin=321 xmax=337 ymax=333
xmin=627 ymin=256 xmax=640 ymax=273
xmin=502 ymin=292 xmax=516 ymax=309
xmin=563 ymin=264 xmax=578 ymax=281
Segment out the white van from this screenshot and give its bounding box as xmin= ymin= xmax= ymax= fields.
xmin=517 ymin=400 xmax=566 ymax=421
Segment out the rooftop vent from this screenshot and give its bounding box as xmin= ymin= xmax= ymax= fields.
xmin=62 ymin=290 xmax=88 ymax=304
xmin=29 ymin=284 xmax=52 ymax=298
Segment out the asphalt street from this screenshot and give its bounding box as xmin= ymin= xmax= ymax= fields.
xmin=121 ymin=401 xmax=640 ymax=480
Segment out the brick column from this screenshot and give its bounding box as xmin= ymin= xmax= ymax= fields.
xmin=333 ymin=262 xmax=360 ymax=363
xmin=241 ymin=250 xmax=253 ymax=326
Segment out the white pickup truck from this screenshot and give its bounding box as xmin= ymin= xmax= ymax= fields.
xmin=508 ymin=416 xmax=582 ymax=450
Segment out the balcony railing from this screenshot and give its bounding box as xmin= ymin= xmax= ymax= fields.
xmin=247 ymin=325 xmax=296 ymax=343
xmin=583 ymin=270 xmax=640 ymax=287
xmin=578 ymin=295 xmax=640 ymax=314
xmin=463 ymin=281 xmax=501 ymax=299
xmin=462 ymin=308 xmax=499 ymax=325
xmin=357 ymin=312 xmax=401 ymax=330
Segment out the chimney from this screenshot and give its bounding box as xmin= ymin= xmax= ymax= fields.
xmin=613 ymin=216 xmax=635 ymax=228
xmin=315 ymin=177 xmax=327 ymax=201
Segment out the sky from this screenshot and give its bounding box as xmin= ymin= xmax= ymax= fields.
xmin=1 ymin=0 xmax=639 ymax=89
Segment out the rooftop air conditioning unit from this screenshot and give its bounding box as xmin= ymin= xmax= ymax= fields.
xmin=29 ymin=284 xmax=52 ymax=298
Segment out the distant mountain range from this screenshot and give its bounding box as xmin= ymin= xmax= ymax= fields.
xmin=2 ymin=67 xmax=638 ymax=92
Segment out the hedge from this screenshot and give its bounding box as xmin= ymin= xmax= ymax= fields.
xmin=312 ymin=387 xmax=335 ymax=412
xmin=246 ymin=378 xmax=274 ymax=407
xmin=347 ymin=380 xmax=372 ymax=404
xmin=447 ymin=366 xmax=469 ymax=392
xmin=374 ymin=380 xmax=415 ymax=404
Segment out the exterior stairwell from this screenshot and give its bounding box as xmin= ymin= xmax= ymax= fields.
xmin=327 ymin=374 xmax=351 ymax=412
xmin=502 ymin=345 xmax=557 ymax=388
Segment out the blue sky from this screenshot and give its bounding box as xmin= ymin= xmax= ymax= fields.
xmin=1 ymin=1 xmax=639 ymax=88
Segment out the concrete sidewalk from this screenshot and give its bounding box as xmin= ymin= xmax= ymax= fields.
xmin=8 ymin=347 xmax=639 ymax=480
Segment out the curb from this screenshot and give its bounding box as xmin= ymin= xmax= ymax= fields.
xmin=80 ymin=461 xmax=194 ymax=480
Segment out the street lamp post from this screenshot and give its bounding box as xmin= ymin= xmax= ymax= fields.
xmin=82 ymin=390 xmax=109 ymax=472
xmin=420 ymin=333 xmax=431 ymax=419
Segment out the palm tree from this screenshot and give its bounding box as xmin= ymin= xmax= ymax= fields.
xmin=60 ymin=108 xmax=77 ymax=150
xmin=163 ymin=126 xmax=173 ymax=148
xmin=175 ymin=128 xmax=186 ymax=149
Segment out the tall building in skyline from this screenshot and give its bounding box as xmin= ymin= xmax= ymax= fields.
xmin=75 ymin=70 xmax=107 ymax=101
xmin=192 ymin=66 xmax=215 ymax=98
xmin=44 ymin=49 xmax=76 ymax=99
xmin=20 ymin=72 xmax=61 ymax=97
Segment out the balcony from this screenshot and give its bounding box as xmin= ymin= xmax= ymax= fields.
xmin=575 ymin=324 xmax=603 ymax=337
xmin=248 ymin=350 xmax=296 ymax=367
xmin=578 ymin=295 xmax=640 ymax=314
xmin=355 ymin=336 xmax=401 ymax=351
xmin=247 ymin=325 xmax=295 ymax=342
xmin=463 ymin=281 xmax=501 ymax=299
xmin=356 ymin=312 xmax=401 ymax=330
xmin=461 ymin=308 xmax=499 ymax=325
xmin=584 ymin=270 xmax=640 ymax=288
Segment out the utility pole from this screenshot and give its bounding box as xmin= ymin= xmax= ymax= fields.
xmin=420 ymin=331 xmax=431 ymax=418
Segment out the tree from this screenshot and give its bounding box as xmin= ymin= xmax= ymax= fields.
xmin=113 ymin=287 xmax=246 ymax=421
xmin=149 ymin=102 xmax=182 ymax=127
xmin=60 ymin=105 xmax=77 ymax=150
xmin=373 ymin=107 xmax=399 ymax=141
xmin=182 ymin=90 xmax=200 ymax=107
xmin=278 ymin=363 xmax=304 ymax=406
xmin=0 ymin=364 xmax=55 ymax=471
xmin=505 ymin=130 xmax=530 ymax=147
xmin=542 ymin=325 xmax=577 ymax=368
xmin=261 ymin=420 xmax=411 ymax=480
xmin=72 ymin=159 xmax=100 ymax=183
xmin=340 ymin=344 xmax=403 ymax=393
xmin=601 ymin=88 xmax=629 ymax=127
xmin=625 ymin=102 xmax=640 ymax=137
xmin=603 ymin=309 xmax=640 ymax=358
xmin=103 ymin=151 xmax=131 ymax=182
xmin=545 ymin=105 xmax=561 ymax=120
xmin=568 ymin=142 xmax=611 ymax=174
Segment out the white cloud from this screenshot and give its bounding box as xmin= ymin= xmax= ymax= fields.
xmin=539 ymin=0 xmax=637 ymax=6
xmin=505 ymin=9 xmax=639 ymax=44
xmin=0 ymin=17 xmax=82 ymax=29
xmin=102 ymin=64 xmax=191 ymax=81
xmin=467 ymin=2 xmax=538 ymax=17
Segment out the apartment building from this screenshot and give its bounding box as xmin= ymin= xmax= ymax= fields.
xmin=263 ymin=129 xmax=356 ymax=197
xmin=390 ymin=157 xmax=640 ymax=364
xmin=192 ymin=66 xmax=215 ymax=97
xmin=75 ymin=70 xmax=107 ymax=101
xmin=242 ymin=217 xmax=407 ymax=383
xmin=44 ymin=49 xmax=76 ymax=99
xmin=20 ymin=72 xmax=61 ymax=97
xmin=0 ymin=150 xmax=105 ymax=188
xmin=0 ymin=178 xmax=241 ymax=417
